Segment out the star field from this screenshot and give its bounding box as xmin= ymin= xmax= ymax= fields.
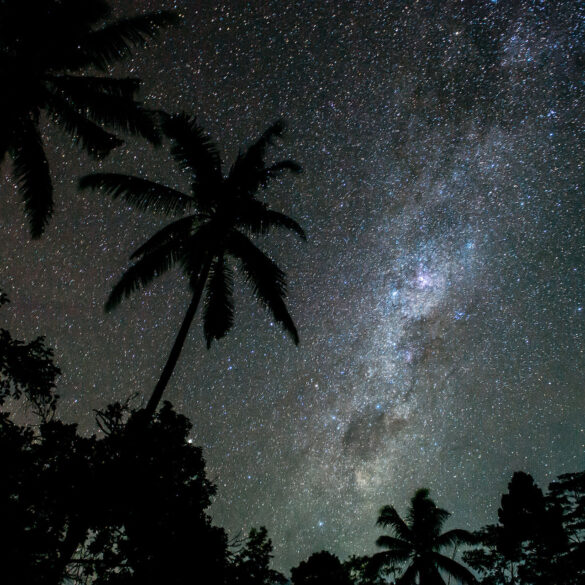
xmin=1 ymin=0 xmax=585 ymax=572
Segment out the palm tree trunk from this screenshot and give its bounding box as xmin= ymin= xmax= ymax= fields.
xmin=144 ymin=259 xmax=211 ymax=418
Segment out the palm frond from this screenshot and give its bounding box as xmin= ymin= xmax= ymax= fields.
xmin=260 ymin=160 xmax=302 ymax=186
xmin=433 ymin=554 xmax=477 ymax=585
xmin=236 ymin=202 xmax=306 ymax=240
xmin=369 ymin=550 xmax=409 ymax=574
xmin=435 ymin=529 xmax=475 ymax=550
xmin=130 ymin=217 xmax=195 ymax=259
xmin=376 ymin=535 xmax=413 ymax=555
xmin=227 ymin=231 xmax=299 ymax=345
xmin=9 ymin=119 xmax=53 ymax=239
xmin=246 ymin=120 xmax=286 ymax=161
xmin=203 ymin=255 xmax=234 ymax=348
xmin=396 ymin=563 xmax=419 ymax=585
xmin=227 ymin=120 xmax=287 ymax=198
xmin=45 ymin=92 xmax=122 ymax=158
xmin=105 ymin=240 xmax=184 ymax=311
xmin=79 ymin=174 xmax=192 ymax=216
xmin=163 ymin=113 xmax=222 ymax=196
xmin=47 ymin=75 xmax=141 ymax=100
xmin=46 ymin=77 xmax=160 ymax=144
xmin=377 ymin=506 xmax=412 ymax=542
xmin=74 ymin=11 xmax=180 ymax=71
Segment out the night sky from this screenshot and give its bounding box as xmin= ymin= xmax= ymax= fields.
xmin=1 ymin=0 xmax=585 ymax=573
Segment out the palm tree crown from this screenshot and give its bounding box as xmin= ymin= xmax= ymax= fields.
xmin=373 ymin=489 xmax=477 ymax=585
xmin=0 ymin=0 xmax=178 ymax=237
xmin=80 ymin=114 xmax=305 ymax=416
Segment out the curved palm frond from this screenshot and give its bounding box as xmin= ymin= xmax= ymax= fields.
xmin=45 ymin=92 xmax=123 ymax=158
xmin=376 ymin=535 xmax=413 ymax=552
xmin=369 ymin=549 xmax=410 ymax=574
xmin=203 ymin=255 xmax=234 ymax=348
xmin=435 ymin=529 xmax=475 ymax=549
xmin=228 ymin=230 xmax=299 ymax=345
xmin=10 ymin=119 xmax=53 ymax=239
xmin=236 ymin=201 xmax=306 ymax=240
xmin=245 ymin=119 xmax=286 ymax=161
xmin=47 ymin=75 xmax=141 ymax=100
xmin=433 ymin=553 xmax=477 ymax=585
xmin=396 ymin=563 xmax=419 ymax=585
xmin=260 ymin=160 xmax=303 ymax=187
xmin=227 ymin=120 xmax=287 ymax=197
xmin=105 ymin=239 xmax=184 ymax=311
xmin=130 ymin=217 xmax=195 ymax=260
xmin=47 ymin=78 xmax=159 ymax=144
xmin=79 ymin=174 xmax=193 ymax=216
xmin=73 ymin=11 xmax=180 ymax=71
xmin=163 ymin=113 xmax=222 ymax=182
xmin=377 ymin=505 xmax=412 ymax=542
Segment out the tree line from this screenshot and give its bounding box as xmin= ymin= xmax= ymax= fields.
xmin=1 ymin=305 xmax=584 ymax=584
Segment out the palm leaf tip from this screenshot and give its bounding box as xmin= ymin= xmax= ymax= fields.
xmin=11 ymin=123 xmax=54 ymax=238
xmin=104 ymin=295 xmax=118 ymax=313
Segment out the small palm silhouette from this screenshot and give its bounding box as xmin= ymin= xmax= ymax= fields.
xmin=80 ymin=114 xmax=305 ymax=417
xmin=0 ymin=0 xmax=178 ymax=237
xmin=373 ymin=489 xmax=477 ymax=585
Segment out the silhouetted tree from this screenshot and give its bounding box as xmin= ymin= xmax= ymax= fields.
xmin=463 ymin=525 xmax=516 ymax=585
xmin=80 ymin=115 xmax=305 ymax=417
xmin=464 ymin=471 xmax=570 ymax=585
xmin=0 ymin=412 xmax=97 ymax=584
xmin=1 ymin=381 xmax=228 ymax=584
xmin=344 ymin=554 xmax=393 ymax=585
xmin=0 ymin=289 xmax=60 ymax=419
xmin=0 ymin=0 xmax=178 ymax=237
xmin=548 ymin=471 xmax=585 ymax=583
xmin=85 ymin=402 xmax=229 ymax=585
xmin=231 ymin=526 xmax=286 ymax=585
xmin=372 ymin=488 xmax=476 ymax=585
xmin=497 ymin=472 xmax=548 ymax=561
xmin=291 ymin=550 xmax=352 ymax=585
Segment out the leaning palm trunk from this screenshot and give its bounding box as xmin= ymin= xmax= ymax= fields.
xmin=144 ymin=259 xmax=211 ymax=418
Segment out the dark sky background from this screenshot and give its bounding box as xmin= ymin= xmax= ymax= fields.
xmin=1 ymin=0 xmax=585 ymax=573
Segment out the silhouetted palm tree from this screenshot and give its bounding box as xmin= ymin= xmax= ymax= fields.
xmin=80 ymin=115 xmax=305 ymax=417
xmin=372 ymin=488 xmax=476 ymax=585
xmin=0 ymin=0 xmax=178 ymax=237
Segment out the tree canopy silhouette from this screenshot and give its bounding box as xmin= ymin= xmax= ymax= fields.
xmin=372 ymin=488 xmax=476 ymax=585
xmin=231 ymin=526 xmax=286 ymax=585
xmin=0 ymin=0 xmax=178 ymax=237
xmin=80 ymin=114 xmax=305 ymax=417
xmin=0 ymin=289 xmax=60 ymax=419
xmin=291 ymin=550 xmax=352 ymax=585
xmin=0 ymin=397 xmax=228 ymax=585
xmin=464 ymin=472 xmax=573 ymax=585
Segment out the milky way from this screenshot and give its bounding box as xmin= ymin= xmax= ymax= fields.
xmin=1 ymin=0 xmax=584 ymax=572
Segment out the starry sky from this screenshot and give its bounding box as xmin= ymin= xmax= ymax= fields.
xmin=1 ymin=0 xmax=585 ymax=573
